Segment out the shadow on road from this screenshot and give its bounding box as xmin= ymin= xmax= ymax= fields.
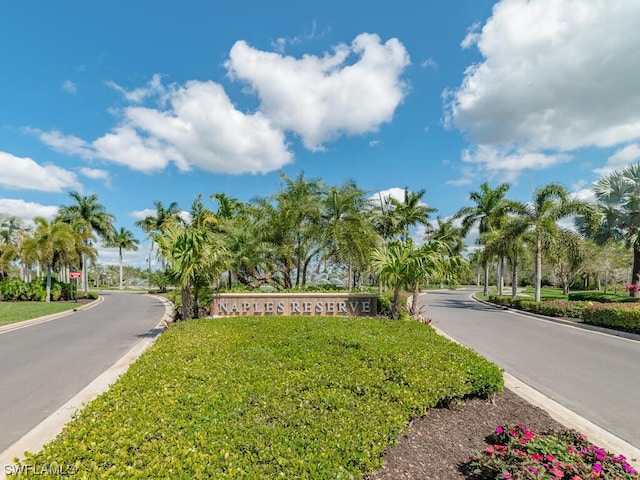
xmin=425 ymin=291 xmax=503 ymax=312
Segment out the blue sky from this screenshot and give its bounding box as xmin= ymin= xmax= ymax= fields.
xmin=1 ymin=1 xmax=640 ymax=268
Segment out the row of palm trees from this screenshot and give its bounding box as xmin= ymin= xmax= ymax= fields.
xmin=133 ymin=173 xmax=458 ymax=319
xmin=0 ymin=193 xmax=139 ymax=301
xmin=454 ymin=164 xmax=640 ymax=301
xmin=4 ymin=164 xmax=640 ymax=313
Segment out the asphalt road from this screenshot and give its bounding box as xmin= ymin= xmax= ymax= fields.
xmin=0 ymin=292 xmax=165 ymax=453
xmin=421 ymin=288 xmax=640 ymax=448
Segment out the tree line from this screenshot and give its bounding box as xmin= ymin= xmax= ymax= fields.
xmin=2 ymin=166 xmax=640 ymax=318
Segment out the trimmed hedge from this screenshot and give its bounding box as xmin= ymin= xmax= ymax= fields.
xmin=486 ymin=295 xmax=640 ymax=335
xmin=0 ymin=277 xmax=76 ymax=302
xmin=11 ymin=316 xmax=503 ymax=479
xmin=583 ymin=303 xmax=640 ymax=334
xmin=487 ymin=295 xmax=585 ymax=319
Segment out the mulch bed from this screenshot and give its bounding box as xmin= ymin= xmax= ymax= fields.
xmin=367 ymin=389 xmax=563 ymax=479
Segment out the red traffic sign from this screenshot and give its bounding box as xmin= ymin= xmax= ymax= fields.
xmin=69 ymin=272 xmax=82 ymax=279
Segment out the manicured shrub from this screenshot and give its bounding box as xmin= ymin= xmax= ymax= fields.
xmin=11 ymin=316 xmax=503 ymax=479
xmin=0 ymin=277 xmax=30 ymax=300
xmin=466 ymin=424 xmax=638 ymax=479
xmin=583 ymin=303 xmax=640 ymax=334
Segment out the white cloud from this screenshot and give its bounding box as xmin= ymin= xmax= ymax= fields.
xmin=593 ymin=144 xmax=640 ymax=177
xmin=368 ymin=187 xmax=408 ymax=207
xmin=34 ymin=130 xmax=95 ymax=159
xmin=39 ymin=80 xmax=293 ymax=175
xmin=79 ymin=167 xmax=111 ymax=187
xmin=461 ymin=145 xmax=571 ymax=182
xmin=0 ymin=151 xmax=82 ymax=192
xmin=447 ymin=0 xmax=640 ymax=173
xmin=226 ymin=33 xmax=410 ymax=150
xmin=0 ymin=198 xmax=59 ymax=222
xmin=62 ymin=80 xmax=77 ymax=94
xmin=106 ymin=74 xmax=165 ymax=103
xmin=121 ymin=80 xmax=292 ymax=174
xmin=130 ymin=208 xmax=155 ymax=220
xmin=37 ymin=33 xmax=407 ymax=176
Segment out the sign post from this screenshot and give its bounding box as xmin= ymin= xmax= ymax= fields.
xmin=70 ymin=272 xmax=81 ymax=301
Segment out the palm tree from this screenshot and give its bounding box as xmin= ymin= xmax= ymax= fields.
xmin=481 ymin=217 xmax=529 ymax=298
xmin=391 ymin=188 xmax=436 ymax=243
xmin=578 ymin=164 xmax=640 ymax=296
xmin=153 ymin=221 xmax=227 ymax=320
xmin=104 ymin=227 xmax=140 ymax=289
xmin=511 ymin=183 xmax=593 ymax=302
xmin=0 ymin=214 xmax=29 ymax=280
xmin=322 ymin=181 xmax=380 ymax=288
xmin=454 ymin=182 xmax=511 ymax=296
xmin=372 ymin=240 xmax=413 ymax=319
xmin=20 ymin=218 xmax=76 ymax=302
xmin=135 ymin=200 xmax=183 ymax=275
xmin=56 ymin=192 xmax=115 ymax=297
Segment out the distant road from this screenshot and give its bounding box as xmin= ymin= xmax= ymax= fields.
xmin=0 ymin=292 xmax=165 ymax=452
xmin=421 ymin=288 xmax=640 ymax=448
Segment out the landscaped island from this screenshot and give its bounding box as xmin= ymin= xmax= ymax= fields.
xmin=9 ymin=316 xmax=502 ymax=479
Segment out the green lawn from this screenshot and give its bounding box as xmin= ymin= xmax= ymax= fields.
xmin=0 ymin=301 xmax=84 ymax=326
xmin=11 ymin=316 xmax=503 ymax=479
xmin=521 ymin=286 xmax=568 ymax=300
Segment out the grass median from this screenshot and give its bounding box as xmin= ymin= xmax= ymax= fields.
xmin=0 ymin=302 xmax=84 ymax=327
xmin=11 ymin=316 xmax=503 ymax=479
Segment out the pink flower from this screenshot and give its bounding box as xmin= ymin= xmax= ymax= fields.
xmin=496 ymin=425 xmax=504 ymax=434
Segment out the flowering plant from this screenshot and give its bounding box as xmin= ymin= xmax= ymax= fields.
xmin=625 ymin=284 xmax=640 ymax=293
xmin=467 ymin=424 xmax=638 ymax=479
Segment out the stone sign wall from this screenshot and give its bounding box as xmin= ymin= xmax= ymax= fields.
xmin=211 ymin=293 xmax=377 ymax=317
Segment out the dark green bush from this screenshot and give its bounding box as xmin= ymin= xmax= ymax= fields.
xmin=11 ymin=316 xmax=503 ymax=479
xmin=377 ymin=290 xmax=410 ymax=319
xmin=0 ymin=277 xmax=30 ymax=300
xmin=0 ymin=278 xmax=75 ymax=302
xmin=583 ymin=303 xmax=640 ymax=334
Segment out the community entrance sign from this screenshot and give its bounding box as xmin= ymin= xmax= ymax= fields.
xmin=211 ymin=293 xmax=377 ymax=317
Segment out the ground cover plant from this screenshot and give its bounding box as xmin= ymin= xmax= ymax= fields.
xmin=10 ymin=316 xmax=503 ymax=479
xmin=0 ymin=302 xmax=82 ymax=326
xmin=466 ymin=424 xmax=639 ymax=479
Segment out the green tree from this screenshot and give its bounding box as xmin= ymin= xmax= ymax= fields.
xmin=135 ymin=200 xmax=183 ymax=275
xmin=153 ymin=197 xmax=228 ymax=319
xmin=372 ymin=240 xmax=413 ymax=319
xmin=322 ymin=181 xmax=380 ymax=288
xmin=56 ymin=192 xmax=115 ymax=297
xmin=104 ymin=227 xmax=140 ymax=289
xmin=547 ymin=229 xmax=586 ymax=295
xmin=511 ymin=183 xmax=593 ymax=302
xmin=454 ymin=183 xmax=511 ymax=296
xmin=391 ymin=188 xmax=436 ymax=243
xmin=20 ymin=218 xmax=76 ymax=302
xmin=578 ymin=164 xmax=640 ymax=295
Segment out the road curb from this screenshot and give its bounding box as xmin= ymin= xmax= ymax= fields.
xmin=0 ymin=296 xmax=104 ymax=335
xmin=431 ymin=306 xmax=640 ymax=470
xmin=0 ymin=294 xmax=173 ymax=478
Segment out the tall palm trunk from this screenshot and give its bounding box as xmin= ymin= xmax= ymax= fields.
xmin=483 ymin=259 xmax=490 ymax=296
xmin=45 ymin=264 xmax=53 ymax=303
xmin=511 ymin=257 xmax=519 ymax=299
xmin=119 ymin=248 xmax=124 ymax=289
xmin=535 ymin=239 xmax=542 ymax=302
xmin=497 ymin=257 xmax=504 ymax=295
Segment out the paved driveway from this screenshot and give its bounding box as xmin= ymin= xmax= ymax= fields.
xmin=421 ymin=288 xmax=640 ymax=448
xmin=0 ymin=292 xmax=165 ymax=452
